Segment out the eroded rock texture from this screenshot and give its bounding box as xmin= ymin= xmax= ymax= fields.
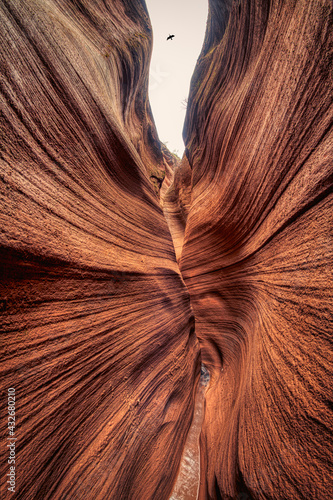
xmin=0 ymin=1 xmax=199 ymax=498
xmin=1 ymin=0 xmax=332 ymax=499
xmin=166 ymin=0 xmax=333 ymax=498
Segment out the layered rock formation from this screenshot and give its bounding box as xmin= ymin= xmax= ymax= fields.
xmin=1 ymin=0 xmax=332 ymax=499
xmin=0 ymin=1 xmax=199 ymax=498
xmin=167 ymin=0 xmax=333 ymax=498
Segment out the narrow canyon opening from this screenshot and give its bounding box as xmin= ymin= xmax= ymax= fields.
xmin=0 ymin=0 xmax=331 ymax=499
xmin=144 ymin=5 xmax=212 ymax=495
xmin=145 ymin=0 xmax=208 ymax=157
xmin=169 ymin=365 xmax=210 ymax=500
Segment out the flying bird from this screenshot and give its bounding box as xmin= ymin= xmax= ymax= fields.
xmin=166 ymin=34 xmax=175 ymax=41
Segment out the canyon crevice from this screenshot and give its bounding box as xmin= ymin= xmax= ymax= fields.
xmin=0 ymin=1 xmax=332 ymax=499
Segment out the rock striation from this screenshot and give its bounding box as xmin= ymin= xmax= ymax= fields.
xmin=167 ymin=0 xmax=332 ymax=498
xmin=0 ymin=1 xmax=198 ymax=498
xmin=1 ymin=0 xmax=332 ymax=499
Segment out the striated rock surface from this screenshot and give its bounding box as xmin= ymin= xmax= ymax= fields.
xmin=167 ymin=0 xmax=333 ymax=498
xmin=1 ymin=0 xmax=332 ymax=499
xmin=0 ymin=1 xmax=199 ymax=498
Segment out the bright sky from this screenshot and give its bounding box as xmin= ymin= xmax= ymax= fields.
xmin=145 ymin=0 xmax=208 ymax=157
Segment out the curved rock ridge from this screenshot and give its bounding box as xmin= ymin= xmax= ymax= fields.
xmin=168 ymin=0 xmax=333 ymax=498
xmin=164 ymin=155 xmax=192 ymax=262
xmin=1 ymin=0 xmax=332 ymax=498
xmin=0 ymin=1 xmax=199 ymax=498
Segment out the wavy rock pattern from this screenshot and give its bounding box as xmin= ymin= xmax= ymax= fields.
xmin=0 ymin=1 xmax=199 ymax=498
xmin=1 ymin=0 xmax=332 ymax=499
xmin=170 ymin=0 xmax=332 ymax=498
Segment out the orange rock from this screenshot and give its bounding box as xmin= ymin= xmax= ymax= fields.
xmin=1 ymin=0 xmax=332 ymax=498
xmin=0 ymin=1 xmax=198 ymax=498
xmin=169 ymin=0 xmax=333 ymax=498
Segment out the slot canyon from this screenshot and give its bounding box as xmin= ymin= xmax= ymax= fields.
xmin=0 ymin=0 xmax=332 ymax=498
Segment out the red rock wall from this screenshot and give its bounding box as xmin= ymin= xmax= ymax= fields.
xmin=171 ymin=0 xmax=332 ymax=498
xmin=1 ymin=0 xmax=332 ymax=499
xmin=0 ymin=1 xmax=199 ymax=498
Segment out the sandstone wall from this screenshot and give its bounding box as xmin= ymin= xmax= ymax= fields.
xmin=171 ymin=0 xmax=332 ymax=498
xmin=0 ymin=1 xmax=198 ymax=498
xmin=1 ymin=0 xmax=332 ymax=499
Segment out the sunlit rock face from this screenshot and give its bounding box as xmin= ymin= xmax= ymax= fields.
xmin=0 ymin=1 xmax=199 ymax=498
xmin=172 ymin=0 xmax=332 ymax=498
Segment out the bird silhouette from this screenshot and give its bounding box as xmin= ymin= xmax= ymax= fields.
xmin=166 ymin=34 xmax=175 ymax=41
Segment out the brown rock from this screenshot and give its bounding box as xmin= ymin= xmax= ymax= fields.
xmin=170 ymin=0 xmax=333 ymax=498
xmin=1 ymin=0 xmax=332 ymax=499
xmin=163 ymin=155 xmax=193 ymax=262
xmin=0 ymin=1 xmax=198 ymax=498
